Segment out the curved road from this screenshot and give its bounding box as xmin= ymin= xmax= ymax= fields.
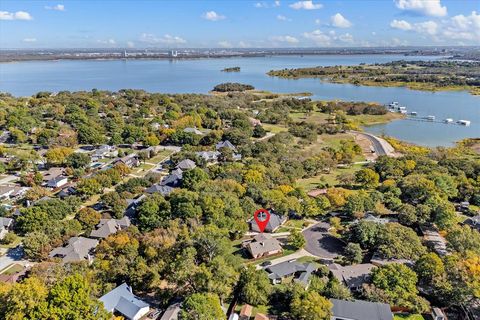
xmin=349 ymin=131 xmax=395 ymax=157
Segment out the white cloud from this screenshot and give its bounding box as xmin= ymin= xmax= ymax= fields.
xmin=126 ymin=41 xmax=135 ymax=48
xmin=274 ymin=1 xmax=281 ymax=7
xmin=390 ymin=19 xmax=412 ymax=30
xmin=277 ymin=14 xmax=290 ymax=21
xmin=315 ymin=18 xmax=321 ymax=25
xmin=414 ymin=21 xmax=438 ymax=36
xmin=442 ymin=11 xmax=480 ymax=41
xmin=238 ymin=41 xmax=249 ymax=48
xmin=0 ymin=11 xmax=33 ymax=20
xmin=139 ymin=33 xmax=186 ymax=45
xmin=23 ymin=38 xmax=37 ymax=42
xmin=218 ymin=41 xmax=233 ymax=48
xmin=270 ymin=35 xmax=299 ymax=44
xmin=303 ymin=29 xmax=331 ymax=45
xmin=330 ymin=13 xmax=352 ymax=28
xmin=202 ymin=11 xmax=226 ymax=21
xmin=254 ymin=2 xmax=268 ymax=8
xmin=290 ymin=1 xmax=323 ymax=10
xmin=394 ymin=0 xmax=447 ymax=17
xmin=97 ymin=39 xmax=116 ymax=45
xmin=338 ymin=33 xmax=354 ymax=43
xmin=45 ymin=4 xmax=65 ymax=11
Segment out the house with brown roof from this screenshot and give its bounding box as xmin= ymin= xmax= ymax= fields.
xmin=239 ymin=304 xmax=253 ymax=320
xmin=245 ymin=233 xmax=282 ymax=259
xmin=90 ymin=217 xmax=131 ymax=239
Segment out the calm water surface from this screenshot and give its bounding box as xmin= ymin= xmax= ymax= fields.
xmin=1 ymin=55 xmax=478 ymax=146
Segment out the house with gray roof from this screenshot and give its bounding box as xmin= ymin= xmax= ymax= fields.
xmin=0 ymin=217 xmax=14 ymax=230
xmin=331 ymin=299 xmax=393 ymax=320
xmin=195 ymin=151 xmax=221 ymax=163
xmin=250 ymin=212 xmax=287 ymax=233
xmin=46 ymin=175 xmax=68 ymax=188
xmin=183 ymin=127 xmax=203 ymax=135
xmin=99 ymin=283 xmax=150 ymax=320
xmin=464 ymin=214 xmax=480 ymax=231
xmin=90 ymin=217 xmax=131 ymax=239
xmin=160 ymin=301 xmax=182 ymax=320
xmin=160 ymin=169 xmax=183 ymax=188
xmin=329 ymin=263 xmax=375 ymax=291
xmin=265 ymin=260 xmax=316 ymax=287
xmin=246 ymin=233 xmax=282 ymax=259
xmin=145 ymin=184 xmax=174 ymax=197
xmin=216 ymin=140 xmax=236 ymax=151
xmin=49 ymin=237 xmax=98 ymax=263
xmin=175 ymin=159 xmax=196 ymax=170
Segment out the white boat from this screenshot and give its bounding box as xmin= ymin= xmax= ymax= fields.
xmin=426 ymin=115 xmax=435 ymax=121
xmin=444 ymin=118 xmax=453 ymax=123
xmin=457 ymin=120 xmax=471 ymax=126
xmin=410 ymin=112 xmax=417 ymax=116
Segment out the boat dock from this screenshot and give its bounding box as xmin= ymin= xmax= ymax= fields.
xmin=404 ymin=116 xmax=471 ymax=126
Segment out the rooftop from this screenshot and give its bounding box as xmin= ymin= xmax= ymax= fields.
xmin=99 ymin=283 xmax=150 ymax=320
xmin=331 ymin=299 xmax=393 ymax=320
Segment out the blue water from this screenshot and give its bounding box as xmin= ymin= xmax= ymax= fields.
xmin=0 ymin=55 xmax=479 ymax=146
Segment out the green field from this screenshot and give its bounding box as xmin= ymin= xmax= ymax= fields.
xmin=296 ymin=163 xmax=365 ymax=190
xmin=394 ymin=315 xmax=425 ymax=320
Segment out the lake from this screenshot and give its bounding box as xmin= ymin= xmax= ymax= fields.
xmin=0 ymin=55 xmax=478 ymax=146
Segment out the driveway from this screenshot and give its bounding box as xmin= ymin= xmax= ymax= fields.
xmin=302 ymin=222 xmax=345 ymax=259
xmin=0 ymin=246 xmax=26 ymax=271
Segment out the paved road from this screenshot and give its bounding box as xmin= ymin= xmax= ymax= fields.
xmin=302 ymin=222 xmax=345 ymax=260
xmin=0 ymin=246 xmax=26 ymax=271
xmin=350 ymin=131 xmax=395 ymax=157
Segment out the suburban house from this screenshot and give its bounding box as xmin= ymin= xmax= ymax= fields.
xmin=421 ymin=226 xmax=448 ymax=256
xmin=0 ymin=185 xmax=15 ymax=200
xmin=239 ymin=304 xmax=253 ymax=320
xmin=90 ymin=217 xmax=131 ymax=239
xmin=91 ymin=145 xmax=117 ymax=161
xmin=245 ymin=233 xmax=283 ymax=259
xmin=195 ymin=151 xmax=221 ymax=163
xmin=41 ymin=167 xmax=65 ymax=183
xmin=329 ymin=263 xmax=376 ymax=291
xmin=115 ymin=153 xmax=140 ymax=168
xmin=99 ymin=283 xmax=150 ymax=320
xmin=160 ymin=301 xmax=182 ymax=320
xmin=46 ymin=175 xmax=68 ymax=189
xmin=369 ymin=252 xmax=413 ymax=267
xmin=49 ymin=236 xmax=99 ymax=263
xmin=145 ymin=184 xmax=174 ymax=197
xmin=175 ymin=159 xmax=196 ymax=170
xmin=250 ymin=212 xmax=287 ymax=233
xmin=57 ymin=186 xmax=77 ymax=198
xmin=464 ymin=214 xmax=480 ymax=231
xmin=160 ymin=168 xmax=183 ymax=188
xmin=0 ymin=217 xmax=14 ymax=230
xmin=216 ymin=140 xmax=237 ymax=151
xmin=183 ymin=127 xmax=203 ymax=135
xmin=0 ymin=185 xmax=29 ymax=200
xmin=331 ymin=299 xmax=393 ymax=320
xmin=265 ymin=260 xmax=316 ymax=287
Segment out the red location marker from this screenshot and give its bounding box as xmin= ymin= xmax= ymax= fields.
xmin=254 ymin=208 xmax=270 ymax=233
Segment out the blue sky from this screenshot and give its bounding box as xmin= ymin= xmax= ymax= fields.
xmin=1 ymin=0 xmax=479 ymax=48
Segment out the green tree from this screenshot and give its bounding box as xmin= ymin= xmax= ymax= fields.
xmin=370 ymin=263 xmax=429 ymax=313
xmin=291 ymin=290 xmax=332 ymax=320
xmin=355 ymin=168 xmax=380 ymax=188
xmin=23 ymin=232 xmax=51 ymax=261
xmin=446 ymin=225 xmax=480 ymax=255
xmin=137 ymin=194 xmax=171 ymax=231
xmin=239 ymin=265 xmax=273 ymax=306
xmin=288 ymin=229 xmax=306 ymax=250
xmin=180 ymin=293 xmax=224 ymax=320
xmin=76 ymin=207 xmax=101 ymax=231
xmin=76 ymin=178 xmax=102 ymax=197
xmin=343 ymin=242 xmax=363 ymax=265
xmin=66 ymin=152 xmax=91 ymax=169
xmin=415 ymin=252 xmax=445 ymax=283
xmin=182 ymin=167 xmax=209 ymax=190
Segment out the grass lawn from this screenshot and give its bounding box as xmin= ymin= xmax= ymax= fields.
xmin=0 ymin=236 xmax=22 ymax=250
xmin=149 ymin=150 xmax=174 ymax=163
xmin=0 ymin=263 xmax=24 ymax=275
xmin=394 ymin=315 xmax=425 ymax=320
xmin=262 ymin=123 xmax=288 ymax=133
xmin=296 ymin=163 xmax=365 ymax=190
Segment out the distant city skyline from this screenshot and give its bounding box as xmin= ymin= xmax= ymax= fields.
xmin=1 ymin=0 xmax=479 ymax=48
